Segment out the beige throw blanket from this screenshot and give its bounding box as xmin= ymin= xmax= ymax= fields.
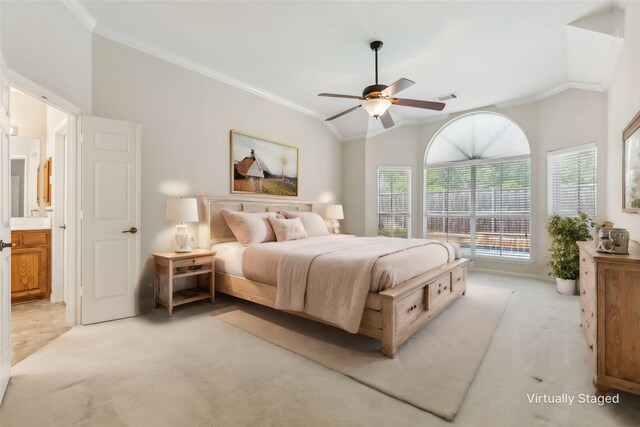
xmin=275 ymin=237 xmax=453 ymax=333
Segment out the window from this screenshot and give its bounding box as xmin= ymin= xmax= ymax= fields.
xmin=378 ymin=167 xmax=411 ymax=238
xmin=424 ymin=113 xmax=531 ymax=260
xmin=548 ymin=143 xmax=597 ymax=219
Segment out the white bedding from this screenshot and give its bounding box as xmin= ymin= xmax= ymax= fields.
xmin=211 ymin=242 xmax=246 ymax=277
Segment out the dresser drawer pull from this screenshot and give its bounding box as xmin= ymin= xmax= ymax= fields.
xmin=582 ymin=289 xmax=586 ymax=295
xmin=408 ymin=304 xmax=418 ymax=312
xmin=589 ymin=344 xmax=593 ymax=350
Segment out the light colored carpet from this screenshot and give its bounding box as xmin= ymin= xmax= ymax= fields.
xmin=214 ymin=284 xmax=512 ymax=420
xmin=2 ymin=273 xmax=640 ymax=427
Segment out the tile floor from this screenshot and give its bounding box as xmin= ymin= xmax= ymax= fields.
xmin=11 ymin=300 xmax=70 ymax=365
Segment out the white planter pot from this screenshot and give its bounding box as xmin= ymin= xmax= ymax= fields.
xmin=556 ymin=278 xmax=577 ymax=295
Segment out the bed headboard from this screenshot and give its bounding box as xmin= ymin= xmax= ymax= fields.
xmin=197 ymin=196 xmax=314 ymax=247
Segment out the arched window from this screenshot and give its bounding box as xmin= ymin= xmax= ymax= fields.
xmin=424 ymin=112 xmax=531 ymax=260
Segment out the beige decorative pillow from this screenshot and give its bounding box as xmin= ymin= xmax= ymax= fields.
xmin=280 ymin=211 xmax=329 ymax=237
xmin=221 ymin=209 xmax=277 ymax=245
xmin=268 ymin=217 xmax=308 ymax=242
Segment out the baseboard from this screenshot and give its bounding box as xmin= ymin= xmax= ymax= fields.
xmin=469 ymin=267 xmax=553 ymax=283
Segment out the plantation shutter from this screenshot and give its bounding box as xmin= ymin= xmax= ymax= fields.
xmin=378 ymin=167 xmax=411 ymax=238
xmin=548 ymin=143 xmax=597 ymax=219
xmin=424 ymin=165 xmax=472 ymax=250
xmin=474 ymin=160 xmax=531 ymax=259
xmin=424 ymin=159 xmax=531 ymax=260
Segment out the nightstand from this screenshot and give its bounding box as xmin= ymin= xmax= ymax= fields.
xmin=152 ymin=249 xmax=216 ymax=316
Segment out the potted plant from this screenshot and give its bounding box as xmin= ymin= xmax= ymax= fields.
xmin=546 ymin=213 xmax=592 ymax=295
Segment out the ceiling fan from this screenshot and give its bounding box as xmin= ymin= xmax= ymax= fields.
xmin=318 ymin=40 xmax=445 ymax=129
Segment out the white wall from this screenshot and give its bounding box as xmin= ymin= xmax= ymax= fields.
xmin=1 ymin=1 xmax=91 ymax=112
xmin=343 ymin=89 xmax=607 ymax=279
xmin=10 ymin=89 xmax=46 ymax=143
xmin=91 ymin=35 xmax=343 ymax=310
xmin=606 ymin=1 xmax=640 ymax=241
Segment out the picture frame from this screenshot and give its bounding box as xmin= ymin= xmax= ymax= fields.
xmin=623 ymin=110 xmax=640 ymax=213
xmin=230 ymin=130 xmax=299 ymax=197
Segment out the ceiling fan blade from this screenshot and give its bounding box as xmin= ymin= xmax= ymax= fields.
xmin=393 ymin=98 xmax=445 ymax=111
xmin=379 ymin=110 xmax=394 ymax=129
xmin=382 ymin=78 xmax=415 ymax=97
xmin=318 ymin=93 xmax=363 ymax=100
xmin=325 ymin=105 xmax=361 ymax=121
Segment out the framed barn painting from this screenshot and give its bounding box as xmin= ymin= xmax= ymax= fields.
xmin=230 ymin=130 xmax=299 ymax=197
xmin=623 ymin=110 xmax=640 ymax=212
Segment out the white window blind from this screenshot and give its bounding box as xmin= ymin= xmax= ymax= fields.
xmin=424 ymin=159 xmax=531 ymax=260
xmin=378 ymin=167 xmax=411 ymax=238
xmin=548 ymin=143 xmax=597 ymax=219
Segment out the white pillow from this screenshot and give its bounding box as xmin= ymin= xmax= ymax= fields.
xmin=268 ymin=217 xmax=308 ymax=242
xmin=280 ymin=211 xmax=329 ymax=237
xmin=220 ymin=209 xmax=276 ymax=245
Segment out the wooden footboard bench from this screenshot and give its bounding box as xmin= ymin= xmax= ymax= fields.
xmin=215 ymin=258 xmax=470 ymax=358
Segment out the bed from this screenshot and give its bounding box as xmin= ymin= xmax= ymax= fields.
xmin=198 ymin=196 xmax=471 ymax=358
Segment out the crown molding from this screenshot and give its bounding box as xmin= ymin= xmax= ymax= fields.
xmin=62 ymin=1 xmax=344 ymax=142
xmin=62 ymin=0 xmax=96 ymax=31
xmin=93 ymin=25 xmax=348 ymax=137
xmin=59 ymin=0 xmax=610 ymax=144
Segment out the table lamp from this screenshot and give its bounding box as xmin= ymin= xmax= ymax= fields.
xmin=165 ymin=198 xmax=199 ymax=252
xmin=326 ymin=204 xmax=344 ymax=234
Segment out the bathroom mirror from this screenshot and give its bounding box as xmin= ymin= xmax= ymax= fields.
xmin=10 ymin=135 xmax=40 ymax=217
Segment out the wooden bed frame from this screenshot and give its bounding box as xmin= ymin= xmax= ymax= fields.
xmin=198 ymin=196 xmax=471 ymax=358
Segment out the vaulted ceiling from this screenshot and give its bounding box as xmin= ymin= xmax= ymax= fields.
xmin=77 ymin=1 xmax=621 ymax=141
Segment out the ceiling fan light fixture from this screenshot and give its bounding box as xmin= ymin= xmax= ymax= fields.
xmin=362 ymin=98 xmax=392 ymax=118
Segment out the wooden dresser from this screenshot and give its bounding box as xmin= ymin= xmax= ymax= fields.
xmin=11 ymin=229 xmax=51 ymax=303
xmin=577 ymin=241 xmax=640 ymax=396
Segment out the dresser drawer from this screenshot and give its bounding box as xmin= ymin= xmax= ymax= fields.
xmin=396 ymin=286 xmax=426 ymax=331
xmin=579 ymin=249 xmax=596 ymax=299
xmin=429 ymin=274 xmax=452 ymax=309
xmin=580 ymin=290 xmax=596 ymax=340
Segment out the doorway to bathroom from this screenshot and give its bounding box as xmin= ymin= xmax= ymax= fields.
xmin=8 ymin=87 xmax=72 ymax=365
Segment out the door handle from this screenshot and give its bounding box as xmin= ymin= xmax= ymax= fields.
xmin=122 ymin=227 xmax=138 ymax=234
xmin=0 ymin=240 xmax=16 ymax=251
xmin=60 ymin=224 xmax=67 ymax=229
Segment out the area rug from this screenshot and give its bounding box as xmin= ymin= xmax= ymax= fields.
xmin=213 ymin=284 xmax=513 ymax=420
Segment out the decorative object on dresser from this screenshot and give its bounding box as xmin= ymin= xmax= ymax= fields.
xmin=596 ymin=227 xmax=630 ymax=254
xmin=577 ymin=241 xmax=640 ymax=396
xmin=325 ymin=204 xmax=344 ymax=234
xmin=165 ymin=197 xmax=199 ymax=253
xmin=231 ymin=130 xmax=298 ymax=197
xmin=623 ymin=109 xmax=640 ymax=212
xmin=546 ymin=213 xmax=591 ymax=295
xmin=152 ymin=250 xmax=215 ymax=316
xmin=10 ymin=229 xmax=51 ymax=303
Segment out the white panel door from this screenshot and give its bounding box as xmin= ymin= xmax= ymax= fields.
xmin=0 ymin=60 xmax=13 ymax=402
xmin=81 ymin=116 xmax=140 ymax=325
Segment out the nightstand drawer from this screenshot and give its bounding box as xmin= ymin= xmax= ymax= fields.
xmin=173 ymin=256 xmax=213 ymax=269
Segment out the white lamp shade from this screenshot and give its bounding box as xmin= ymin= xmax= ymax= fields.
xmin=362 ymin=98 xmax=392 ymax=118
xmin=165 ymin=198 xmax=199 ymax=222
xmin=326 ymin=204 xmax=344 ymax=220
